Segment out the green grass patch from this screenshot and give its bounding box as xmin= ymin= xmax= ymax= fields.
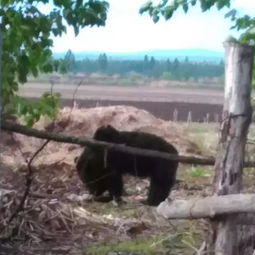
xmin=186 ymin=166 xmax=212 ymax=178
xmin=183 ymin=123 xmax=219 ymax=156
xmin=85 ymin=231 xmax=203 ymax=255
xmin=84 ymin=201 xmax=143 ymax=219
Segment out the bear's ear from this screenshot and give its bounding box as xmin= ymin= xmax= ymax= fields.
xmin=107 ymin=124 xmax=115 ymax=130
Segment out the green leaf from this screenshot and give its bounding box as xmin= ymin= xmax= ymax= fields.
xmin=164 ymin=7 xmax=174 ymax=20
xmin=139 ymin=1 xmax=152 ymax=14
xmin=225 ymin=9 xmax=237 ymax=21
xmin=191 ymin=0 xmax=196 ymax=6
xmin=42 ymin=63 xmax=53 ymax=73
xmin=182 ymin=3 xmax=188 ymax=13
xmin=216 ymin=0 xmax=230 ymax=10
xmin=200 ymin=0 xmax=215 ymax=12
xmin=31 ymin=66 xmax=39 ymax=77
xmin=152 ymin=14 xmax=160 ymax=23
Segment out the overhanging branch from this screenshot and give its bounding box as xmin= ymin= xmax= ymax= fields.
xmin=2 ymin=120 xmax=255 ymax=167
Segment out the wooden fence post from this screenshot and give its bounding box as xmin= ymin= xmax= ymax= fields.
xmin=0 ymin=17 xmax=3 ymax=128
xmin=207 ymin=42 xmax=254 ymax=254
xmin=187 ymin=111 xmax=192 ymax=124
xmin=214 ymin=113 xmax=219 ymax=123
xmin=206 ymin=113 xmax=210 ymax=123
xmin=173 ymin=108 xmax=178 ymax=122
xmin=0 ymin=17 xmax=3 ymax=179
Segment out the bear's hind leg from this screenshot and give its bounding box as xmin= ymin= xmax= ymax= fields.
xmin=147 ymin=177 xmax=173 ymax=206
xmin=107 ymin=171 xmax=124 ymax=204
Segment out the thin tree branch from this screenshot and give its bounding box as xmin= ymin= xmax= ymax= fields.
xmin=1 ymin=120 xmax=215 ymax=165
xmin=7 ymin=140 xmax=50 ymax=224
xmin=65 ymin=79 xmax=83 ymax=124
xmin=69 ymin=80 xmax=82 ymax=113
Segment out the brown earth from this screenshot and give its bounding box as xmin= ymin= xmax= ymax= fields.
xmin=60 ymin=98 xmax=223 ymax=122
xmin=20 ymin=83 xmax=224 ymax=105
xmin=20 ymin=83 xmax=224 ymax=122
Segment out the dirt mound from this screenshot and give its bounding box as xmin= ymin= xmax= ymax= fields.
xmin=47 ymin=105 xmax=200 ymax=152
xmin=1 ymin=105 xmax=200 ymax=170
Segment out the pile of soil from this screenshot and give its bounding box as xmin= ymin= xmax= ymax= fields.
xmin=1 ymin=105 xmax=200 ymax=170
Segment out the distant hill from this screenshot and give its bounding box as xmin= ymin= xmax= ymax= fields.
xmin=54 ymin=49 xmax=224 ymax=62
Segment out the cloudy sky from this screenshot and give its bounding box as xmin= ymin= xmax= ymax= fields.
xmin=51 ymin=0 xmax=254 ymax=53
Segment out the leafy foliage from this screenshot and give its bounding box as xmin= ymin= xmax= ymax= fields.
xmin=14 ymin=92 xmax=61 ymax=127
xmin=1 ymin=0 xmax=109 ymax=125
xmin=140 ymin=0 xmax=231 ymax=23
xmin=139 ymin=0 xmax=254 ymax=43
xmin=140 ymin=0 xmax=255 ymax=86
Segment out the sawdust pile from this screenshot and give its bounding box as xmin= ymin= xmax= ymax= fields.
xmin=52 ymin=105 xmax=199 ymax=151
xmin=2 ymin=105 xmax=200 ymax=170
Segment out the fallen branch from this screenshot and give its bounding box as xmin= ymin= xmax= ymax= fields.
xmin=157 ymin=194 xmax=255 ymax=220
xmin=2 ymin=120 xmax=255 ymax=167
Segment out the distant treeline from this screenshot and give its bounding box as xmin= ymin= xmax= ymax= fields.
xmin=62 ymin=50 xmax=224 ymax=81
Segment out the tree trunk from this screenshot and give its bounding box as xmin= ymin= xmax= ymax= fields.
xmin=208 ymin=42 xmax=254 ymax=255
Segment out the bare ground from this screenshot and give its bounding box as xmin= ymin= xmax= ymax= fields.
xmin=20 ymin=83 xmax=223 ymax=122
xmin=0 ymin=105 xmax=216 ymax=254
xmin=20 ymin=83 xmax=224 ymax=105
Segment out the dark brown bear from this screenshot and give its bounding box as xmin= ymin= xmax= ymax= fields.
xmin=76 ymin=125 xmax=178 ymax=206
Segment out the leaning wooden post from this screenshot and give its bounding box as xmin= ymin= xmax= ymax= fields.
xmin=0 ymin=17 xmax=2 ymax=125
xmin=211 ymin=42 xmax=254 ymax=254
xmin=0 ymin=18 xmax=3 ymax=175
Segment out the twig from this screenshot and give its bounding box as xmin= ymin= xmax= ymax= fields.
xmin=182 ymin=238 xmax=199 ymax=253
xmin=197 ymin=241 xmax=208 ymax=255
xmin=51 ymin=80 xmax=82 ymax=131
xmin=150 ymin=233 xmax=180 ymax=247
xmin=7 ymin=140 xmax=50 ymax=224
xmin=67 ymin=79 xmax=83 ymax=119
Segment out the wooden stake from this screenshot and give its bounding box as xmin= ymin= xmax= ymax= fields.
xmin=212 ymin=42 xmax=254 ymax=255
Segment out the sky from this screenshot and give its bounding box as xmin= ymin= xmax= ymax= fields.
xmin=51 ymin=0 xmax=254 ymax=53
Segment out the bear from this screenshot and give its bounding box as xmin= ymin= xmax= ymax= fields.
xmin=76 ymin=125 xmax=179 ymax=206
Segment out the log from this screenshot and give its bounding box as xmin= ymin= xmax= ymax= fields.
xmin=1 ymin=120 xmax=214 ymax=165
xmin=2 ymin=120 xmax=255 ymax=168
xmin=157 ymin=194 xmax=255 ymax=220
